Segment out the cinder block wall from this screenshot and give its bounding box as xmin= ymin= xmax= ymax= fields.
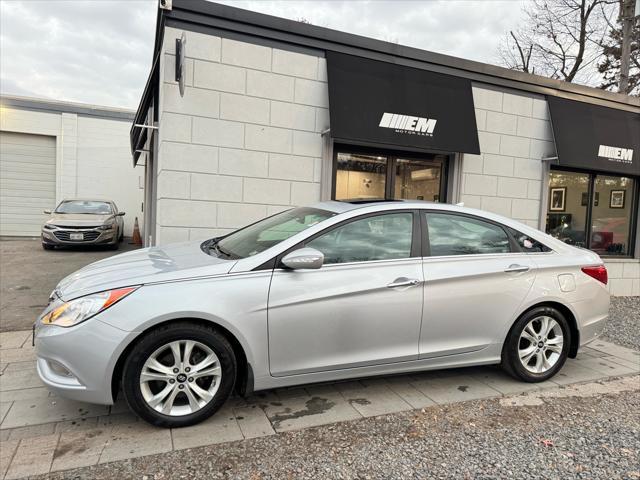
xmin=155 ymin=28 xmax=328 ymax=244
xmin=606 ymin=260 xmax=640 ymax=296
xmin=460 ymin=85 xmax=555 ymax=229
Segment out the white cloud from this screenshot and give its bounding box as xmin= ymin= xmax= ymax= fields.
xmin=0 ymin=0 xmax=526 ymax=109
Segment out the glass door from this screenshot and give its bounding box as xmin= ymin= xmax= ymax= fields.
xmin=334 ymin=146 xmax=448 ymax=202
xmin=393 ymin=158 xmax=443 ymax=202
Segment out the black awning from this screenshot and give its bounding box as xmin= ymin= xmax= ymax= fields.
xmin=548 ymin=96 xmax=640 ymax=177
xmin=326 ymin=52 xmax=480 ymax=154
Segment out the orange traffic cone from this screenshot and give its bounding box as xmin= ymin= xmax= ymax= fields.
xmin=131 ymin=217 xmax=143 ymax=246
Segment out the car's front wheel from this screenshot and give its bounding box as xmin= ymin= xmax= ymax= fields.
xmin=502 ymin=306 xmax=571 ymax=382
xmin=122 ymin=322 xmax=236 ymax=428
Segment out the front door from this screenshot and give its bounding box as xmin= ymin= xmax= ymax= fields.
xmin=333 ymin=147 xmax=448 ymax=202
xmin=419 ymin=212 xmax=537 ymax=358
xmin=267 ymin=211 xmax=424 ymax=377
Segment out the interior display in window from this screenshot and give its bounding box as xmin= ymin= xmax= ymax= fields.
xmin=580 ymin=192 xmax=599 ymax=207
xmin=549 ymin=187 xmax=567 ymax=211
xmin=546 ymin=170 xmax=636 ymax=257
xmin=334 ymin=147 xmax=448 ymax=202
xmin=609 ymin=190 xmax=625 ymax=209
xmin=545 ymin=171 xmax=589 ymax=247
xmin=335 ymin=153 xmax=387 ymax=200
xmin=591 ymin=175 xmax=635 ymax=256
xmin=394 ymin=159 xmax=442 ymax=201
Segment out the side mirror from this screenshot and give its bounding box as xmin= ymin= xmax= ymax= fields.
xmin=282 ymin=247 xmax=324 ymax=270
xmin=43 ymin=209 xmax=52 ymax=215
xmin=117 ymin=212 xmax=126 ymax=216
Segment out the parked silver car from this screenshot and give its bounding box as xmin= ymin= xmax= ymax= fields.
xmin=42 ymin=199 xmax=125 ymax=250
xmin=34 ymin=201 xmax=609 ymax=427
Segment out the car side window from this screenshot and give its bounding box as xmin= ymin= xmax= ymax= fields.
xmin=425 ymin=212 xmax=511 ymax=256
xmin=306 ymin=213 xmax=413 ymax=265
xmin=508 ymin=228 xmax=551 ymax=252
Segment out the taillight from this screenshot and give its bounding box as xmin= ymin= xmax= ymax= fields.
xmin=581 ymin=265 xmax=608 ymax=285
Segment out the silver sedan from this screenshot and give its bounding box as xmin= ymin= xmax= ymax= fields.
xmin=34 ymin=201 xmax=609 ymax=427
xmin=41 ymin=199 xmax=125 ymax=250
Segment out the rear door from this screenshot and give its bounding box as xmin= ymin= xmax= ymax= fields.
xmin=267 ymin=211 xmax=424 ymax=376
xmin=419 ymin=211 xmax=537 ymax=358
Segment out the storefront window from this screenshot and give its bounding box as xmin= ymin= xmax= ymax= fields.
xmin=334 ymin=148 xmax=448 ymax=202
xmin=546 ymin=171 xmax=589 ymax=248
xmin=546 ymin=169 xmax=637 ymax=256
xmin=335 ymin=153 xmax=387 ymax=200
xmin=394 ymin=159 xmax=442 ymax=201
xmin=591 ymin=175 xmax=635 ymax=256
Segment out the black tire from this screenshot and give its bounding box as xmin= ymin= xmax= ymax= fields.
xmin=108 ymin=241 xmax=119 ymax=250
xmin=501 ymin=306 xmax=571 ymax=382
xmin=122 ymin=322 xmax=236 ymax=428
xmin=42 ymin=243 xmax=54 ymax=250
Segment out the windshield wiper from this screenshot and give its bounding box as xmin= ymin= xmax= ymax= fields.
xmin=216 ymin=244 xmax=235 ymax=259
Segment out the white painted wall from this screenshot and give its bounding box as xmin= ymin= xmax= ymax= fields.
xmin=0 ymin=100 xmax=143 ymax=235
xmin=154 ymin=28 xmax=326 ymax=245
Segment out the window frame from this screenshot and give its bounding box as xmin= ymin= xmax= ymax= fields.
xmin=331 ymin=144 xmax=450 ymax=202
xmin=421 ymin=210 xmax=520 ymax=258
xmin=548 ymin=166 xmax=639 ymax=259
xmin=274 ymin=210 xmax=422 ymax=268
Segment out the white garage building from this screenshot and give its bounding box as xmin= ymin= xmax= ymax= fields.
xmin=0 ymin=96 xmax=143 ymax=237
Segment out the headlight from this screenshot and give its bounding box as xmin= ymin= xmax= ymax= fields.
xmin=41 ymin=287 xmax=138 ymax=327
xmin=43 ymin=224 xmax=56 ymax=230
xmin=97 ymin=223 xmax=116 ymax=231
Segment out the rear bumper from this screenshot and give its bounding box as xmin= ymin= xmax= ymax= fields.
xmin=578 ymin=313 xmax=608 ymax=346
xmin=569 ymin=287 xmax=610 ymax=348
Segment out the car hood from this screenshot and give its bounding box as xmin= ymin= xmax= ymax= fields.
xmin=56 ymin=241 xmax=235 ymax=300
xmin=46 ymin=213 xmax=115 ymax=226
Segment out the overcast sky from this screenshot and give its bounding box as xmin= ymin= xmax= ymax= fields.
xmin=0 ymin=0 xmax=527 ymax=111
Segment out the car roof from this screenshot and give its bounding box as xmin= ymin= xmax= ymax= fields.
xmin=314 ymin=199 xmax=459 ymax=214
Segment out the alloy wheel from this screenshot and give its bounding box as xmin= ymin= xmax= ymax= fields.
xmin=518 ymin=316 xmax=564 ymax=374
xmin=139 ymin=340 xmax=222 ymax=416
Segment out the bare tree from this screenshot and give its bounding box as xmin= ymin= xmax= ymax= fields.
xmin=499 ymin=0 xmax=618 ymax=85
xmin=597 ymin=0 xmax=639 ymax=95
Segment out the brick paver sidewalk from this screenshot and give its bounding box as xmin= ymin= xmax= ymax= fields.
xmin=1 ymin=330 xmax=638 ymax=479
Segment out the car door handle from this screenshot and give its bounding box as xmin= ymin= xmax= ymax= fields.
xmin=387 ymin=278 xmax=421 ymax=288
xmin=504 ymin=264 xmax=530 ymax=273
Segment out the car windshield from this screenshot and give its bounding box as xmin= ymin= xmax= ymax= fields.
xmin=208 ymin=207 xmax=335 ymax=259
xmin=55 ymin=201 xmax=113 ymax=215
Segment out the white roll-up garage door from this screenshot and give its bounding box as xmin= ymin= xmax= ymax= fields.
xmin=0 ymin=132 xmax=56 ymax=236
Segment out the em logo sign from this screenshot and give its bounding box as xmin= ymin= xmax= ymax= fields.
xmin=379 ymin=112 xmax=437 ymax=136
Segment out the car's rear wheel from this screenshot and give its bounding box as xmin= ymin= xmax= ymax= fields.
xmin=122 ymin=322 xmax=236 ymax=428
xmin=502 ymin=306 xmax=570 ymax=382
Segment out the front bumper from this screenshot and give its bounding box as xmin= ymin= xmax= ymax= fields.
xmin=35 ymin=318 xmax=134 ymax=405
xmin=41 ymin=227 xmax=117 ymax=246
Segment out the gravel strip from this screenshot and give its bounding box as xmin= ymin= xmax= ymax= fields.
xmin=602 ymin=296 xmax=640 ymax=351
xmin=37 ymin=377 xmax=640 ymax=480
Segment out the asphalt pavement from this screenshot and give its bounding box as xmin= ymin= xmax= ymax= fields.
xmin=0 ymin=238 xmax=139 ymax=332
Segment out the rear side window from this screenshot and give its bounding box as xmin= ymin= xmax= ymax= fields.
xmin=508 ymin=228 xmax=551 ymax=252
xmin=425 ymin=212 xmax=511 ymax=256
